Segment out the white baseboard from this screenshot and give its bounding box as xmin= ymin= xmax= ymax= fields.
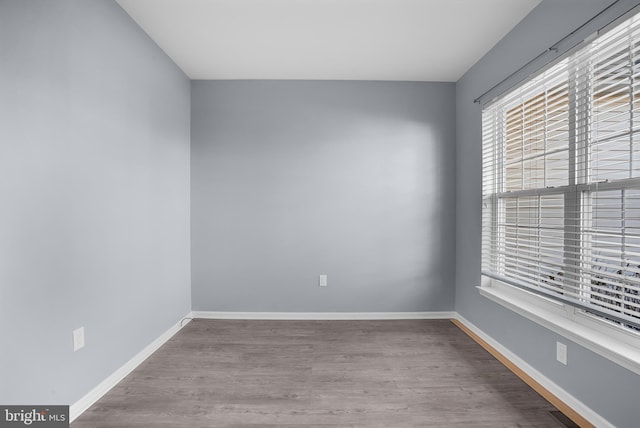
xmin=69 ymin=311 xmax=193 ymax=422
xmin=453 ymin=314 xmax=613 ymax=428
xmin=191 ymin=311 xmax=456 ymax=320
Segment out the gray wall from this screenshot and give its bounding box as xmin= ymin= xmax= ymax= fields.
xmin=191 ymin=81 xmax=455 ymax=312
xmin=0 ymin=0 xmax=191 ymax=405
xmin=455 ymin=1 xmax=640 ymax=427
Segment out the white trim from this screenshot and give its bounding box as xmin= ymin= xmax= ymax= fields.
xmin=191 ymin=311 xmax=455 ymax=320
xmin=453 ymin=314 xmax=615 ymax=428
xmin=69 ymin=312 xmax=193 ymax=422
xmin=478 ymin=282 xmax=640 ymax=376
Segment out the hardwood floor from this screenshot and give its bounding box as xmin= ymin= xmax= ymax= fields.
xmin=72 ymin=319 xmax=567 ymax=427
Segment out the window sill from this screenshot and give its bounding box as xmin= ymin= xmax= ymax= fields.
xmin=478 ymin=282 xmax=640 ymax=376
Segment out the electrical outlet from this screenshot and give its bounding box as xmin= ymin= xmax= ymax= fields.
xmin=73 ymin=327 xmax=85 ymax=352
xmin=556 ymin=341 xmax=567 ymax=365
xmin=319 ymin=274 xmax=328 ymax=287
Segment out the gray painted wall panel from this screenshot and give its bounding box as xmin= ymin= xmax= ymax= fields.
xmin=455 ymin=1 xmax=640 ymax=426
xmin=0 ymin=0 xmax=191 ymax=405
xmin=191 ymin=80 xmax=455 ymax=312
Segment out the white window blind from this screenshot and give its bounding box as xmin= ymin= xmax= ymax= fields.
xmin=482 ymin=11 xmax=640 ymax=331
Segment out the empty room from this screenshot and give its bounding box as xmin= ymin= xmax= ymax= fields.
xmin=2 ymin=0 xmax=640 ymax=427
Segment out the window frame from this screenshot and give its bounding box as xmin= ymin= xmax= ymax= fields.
xmin=479 ymin=10 xmax=640 ymax=374
xmin=479 ymin=278 xmax=640 ymax=375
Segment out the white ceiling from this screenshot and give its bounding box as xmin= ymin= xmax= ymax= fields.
xmin=116 ymin=0 xmax=541 ymax=82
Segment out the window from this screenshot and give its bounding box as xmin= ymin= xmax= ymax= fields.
xmin=482 ymin=11 xmax=640 ymax=344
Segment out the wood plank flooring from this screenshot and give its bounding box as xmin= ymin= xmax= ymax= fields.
xmin=72 ymin=319 xmax=566 ymax=427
